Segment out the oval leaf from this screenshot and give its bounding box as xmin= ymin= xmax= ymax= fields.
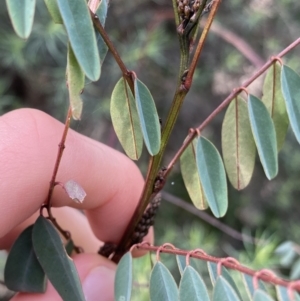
xmin=67 ymin=44 xmax=85 ymax=120
xmin=114 ymin=252 xmax=133 ymax=301
xmin=6 ymin=0 xmax=36 ymax=39
xmin=281 ymin=65 xmax=300 ymax=143
xmin=32 ymin=216 xmax=85 ymax=301
xmin=207 ymin=262 xmax=242 ymax=300
xmin=179 ymin=266 xmax=210 ymax=301
xmin=248 ymin=94 xmax=278 ymax=180
xmin=150 ymin=261 xmax=178 ymax=301
xmin=44 ymin=0 xmax=63 ymax=24
xmin=57 ymin=0 xmax=100 ymax=81
xmin=276 ymin=285 xmax=300 ymax=301
xmin=111 ymin=77 xmax=143 ymax=160
xmin=242 ymin=274 xmax=266 ymax=299
xmin=134 ymin=77 xmax=161 ymax=156
xmin=196 ymin=136 xmax=228 ymax=218
xmin=180 ymin=140 xmax=208 ymax=209
xmin=222 ymin=97 xmax=256 ymax=190
xmin=4 ymin=225 xmax=46 ymax=293
xmin=213 ymin=276 xmax=241 ymax=301
xmin=262 ymin=62 xmax=289 ymax=150
xmin=253 ymin=289 xmax=275 ymax=301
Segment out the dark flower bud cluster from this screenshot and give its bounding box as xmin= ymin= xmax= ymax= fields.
xmin=177 ymin=0 xmax=202 ymax=23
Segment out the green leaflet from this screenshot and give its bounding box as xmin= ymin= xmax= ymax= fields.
xmin=114 ymin=252 xmax=133 ymax=301
xmin=222 ymin=97 xmax=256 ymax=190
xmin=281 ymin=65 xmax=300 ymax=144
xmin=67 ymin=44 xmax=85 ymax=120
xmin=32 ymin=216 xmax=85 ymax=301
xmin=207 ymin=262 xmax=242 ymax=300
xmin=56 ymin=0 xmax=100 ymax=81
xmin=4 ymin=225 xmax=46 ymax=293
xmin=179 ymin=266 xmax=210 ymax=301
xmin=253 ymin=289 xmax=275 ymax=301
xmin=180 ymin=140 xmax=208 ymax=209
xmin=44 ymin=0 xmax=63 ymax=24
xmin=150 ymin=262 xmax=178 ymax=301
xmin=262 ymin=62 xmax=289 ymax=150
xmin=6 ymin=0 xmax=36 ymax=39
xmin=248 ymin=94 xmax=278 ymax=180
xmin=213 ymin=276 xmax=241 ymax=301
xmin=196 ymin=136 xmax=228 ymax=218
xmin=134 ymin=77 xmax=161 ymax=156
xmin=111 ymin=77 xmax=143 ymax=160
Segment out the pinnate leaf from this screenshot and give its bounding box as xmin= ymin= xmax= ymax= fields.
xmin=222 ymin=97 xmax=256 ymax=190
xmin=281 ymin=65 xmax=300 ymax=144
xmin=196 ymin=137 xmax=228 ymax=218
xmin=32 ymin=216 xmax=85 ymax=301
xmin=213 ymin=276 xmax=241 ymax=301
xmin=4 ymin=225 xmax=46 ymax=293
xmin=6 ymin=0 xmax=36 ymax=39
xmin=114 ymin=252 xmax=133 ymax=301
xmin=180 ymin=140 xmax=208 ymax=209
xmin=262 ymin=62 xmax=289 ymax=150
xmin=134 ymin=77 xmax=161 ymax=156
xmin=150 ymin=261 xmax=178 ymax=301
xmin=44 ymin=0 xmax=63 ymax=24
xmin=179 ymin=266 xmax=210 ymax=301
xmin=248 ymin=94 xmax=278 ymax=180
xmin=111 ymin=77 xmax=143 ymax=160
xmin=56 ymin=0 xmax=100 ymax=81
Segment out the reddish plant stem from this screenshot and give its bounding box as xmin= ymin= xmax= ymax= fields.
xmin=165 ymin=37 xmax=300 ymax=178
xmin=136 ymin=243 xmax=300 ymax=291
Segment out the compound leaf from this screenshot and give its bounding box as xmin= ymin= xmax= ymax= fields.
xmin=114 ymin=252 xmax=133 ymax=301
xmin=281 ymin=65 xmax=300 ymax=144
xmin=6 ymin=0 xmax=36 ymax=39
xmin=180 ymin=140 xmax=208 ymax=209
xmin=248 ymin=94 xmax=278 ymax=180
xmin=4 ymin=225 xmax=46 ymax=293
xmin=222 ymin=97 xmax=256 ymax=190
xmin=111 ymin=77 xmax=143 ymax=160
xmin=179 ymin=266 xmax=210 ymax=301
xmin=57 ymin=0 xmax=100 ymax=81
xmin=196 ymin=137 xmax=228 ymax=218
xmin=150 ymin=261 xmax=178 ymax=301
xmin=262 ymin=62 xmax=289 ymax=150
xmin=134 ymin=77 xmax=161 ymax=156
xmin=32 ymin=216 xmax=85 ymax=301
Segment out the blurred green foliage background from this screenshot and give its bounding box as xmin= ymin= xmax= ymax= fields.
xmin=1 ymin=0 xmax=300 ymax=299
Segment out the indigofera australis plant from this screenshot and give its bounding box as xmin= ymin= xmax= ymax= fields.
xmin=3 ymin=0 xmax=300 ymax=300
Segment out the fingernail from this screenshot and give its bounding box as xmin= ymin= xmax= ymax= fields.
xmin=83 ymin=266 xmax=115 ymax=301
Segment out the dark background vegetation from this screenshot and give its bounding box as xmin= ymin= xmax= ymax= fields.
xmin=1 ymin=0 xmax=300 ymax=286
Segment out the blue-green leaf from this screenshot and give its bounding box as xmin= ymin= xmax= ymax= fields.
xmin=207 ymin=262 xmax=242 ymax=300
xmin=262 ymin=62 xmax=289 ymax=150
xmin=242 ymin=274 xmax=266 ymax=300
xmin=179 ymin=266 xmax=210 ymax=301
xmin=180 ymin=140 xmax=208 ymax=209
xmin=6 ymin=0 xmax=36 ymax=39
xmin=248 ymin=94 xmax=278 ymax=180
xmin=253 ymin=289 xmax=274 ymax=301
xmin=281 ymin=65 xmax=300 ymax=143
xmin=222 ymin=97 xmax=256 ymax=190
xmin=276 ymin=285 xmax=300 ymax=301
xmin=56 ymin=0 xmax=100 ymax=81
xmin=44 ymin=0 xmax=63 ymax=24
xmin=176 ymin=255 xmax=187 ymax=276
xmin=4 ymin=225 xmax=46 ymax=293
xmin=196 ymin=136 xmax=228 ymax=218
xmin=114 ymin=252 xmax=133 ymax=301
xmin=32 ymin=216 xmax=85 ymax=301
xmin=111 ymin=77 xmax=143 ymax=160
xmin=150 ymin=262 xmax=178 ymax=301
xmin=134 ymin=77 xmax=161 ymax=156
xmin=67 ymin=44 xmax=85 ymax=120
xmin=213 ymin=276 xmax=241 ymax=301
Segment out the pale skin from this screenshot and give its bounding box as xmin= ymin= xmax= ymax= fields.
xmin=0 ymin=108 xmax=153 ymax=300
